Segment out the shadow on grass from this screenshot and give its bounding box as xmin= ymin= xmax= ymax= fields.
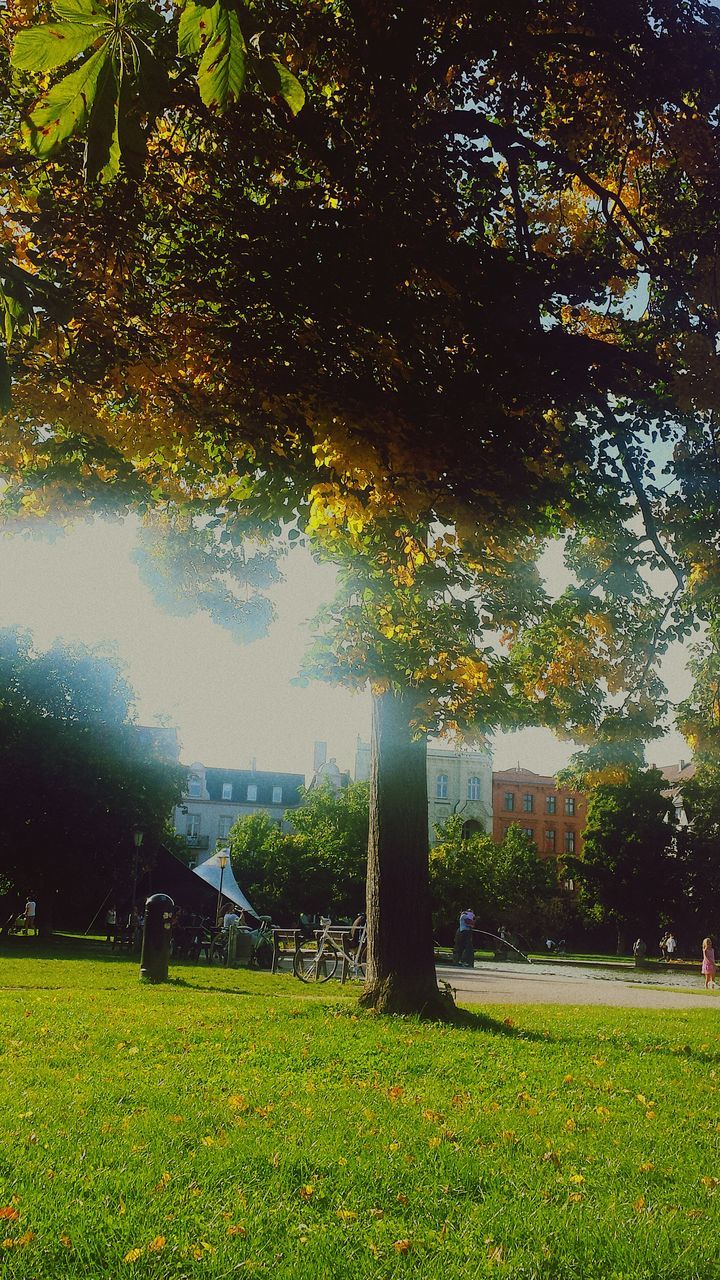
xmin=166 ymin=976 xmax=255 ymax=997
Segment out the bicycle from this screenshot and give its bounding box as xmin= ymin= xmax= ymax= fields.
xmin=293 ymin=918 xmax=340 ymax=982
xmin=293 ymin=919 xmax=368 ymax=983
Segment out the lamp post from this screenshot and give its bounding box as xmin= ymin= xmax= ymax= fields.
xmin=216 ymin=852 xmax=229 ymax=926
xmin=132 ymin=829 xmax=144 ymax=915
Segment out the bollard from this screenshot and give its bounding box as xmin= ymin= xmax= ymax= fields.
xmin=140 ymin=893 xmax=174 ymax=983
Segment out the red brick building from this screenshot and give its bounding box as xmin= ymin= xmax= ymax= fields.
xmin=492 ymin=767 xmax=586 ymax=860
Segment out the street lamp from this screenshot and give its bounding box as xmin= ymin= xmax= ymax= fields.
xmin=216 ymin=852 xmax=229 ymax=926
xmin=132 ymin=829 xmax=144 ymax=914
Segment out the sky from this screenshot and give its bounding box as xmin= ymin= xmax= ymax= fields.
xmin=0 ymin=517 xmax=693 ymax=781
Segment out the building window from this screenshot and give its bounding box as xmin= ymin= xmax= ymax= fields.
xmin=467 ymin=776 xmax=481 ymax=801
xmin=564 ymin=830 xmax=575 ymax=853
xmin=564 ymin=796 xmax=576 ymax=816
xmin=546 ymin=795 xmax=556 ymax=814
xmin=504 ymin=792 xmax=515 ymax=811
xmin=436 ymin=774 xmax=448 ymax=800
xmin=247 ymin=784 xmax=257 ymax=802
xmin=222 ymin=782 xmax=232 ymax=800
xmin=523 ymin=827 xmax=535 ymax=841
xmin=523 ymin=793 xmax=534 ymax=812
xmin=218 ymin=815 xmax=233 ymax=840
xmin=545 ymin=829 xmax=556 ymax=851
xmin=272 ymin=786 xmax=283 ymax=805
xmin=188 ymin=776 xmax=202 ymax=798
xmin=564 ymin=878 xmax=575 ymax=892
xmin=186 ymin=813 xmax=200 ymax=837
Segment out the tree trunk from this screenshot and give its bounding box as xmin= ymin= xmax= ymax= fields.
xmin=359 ymin=686 xmax=452 ymax=1017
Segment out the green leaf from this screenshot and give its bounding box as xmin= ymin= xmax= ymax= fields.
xmin=117 ymin=79 xmax=147 ymax=178
xmin=84 ymin=54 xmax=120 ymax=182
xmin=21 ymin=42 xmax=111 ymax=157
xmin=178 ymin=0 xmax=221 ymax=56
xmin=197 ymin=7 xmax=245 ymax=112
xmin=254 ymin=54 xmax=304 ymax=116
xmin=53 ymin=0 xmax=108 ymax=20
xmin=135 ymin=40 xmax=170 ymax=115
xmin=13 ymin=22 xmax=106 ymax=73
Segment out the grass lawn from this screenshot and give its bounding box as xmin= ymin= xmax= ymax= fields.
xmin=1 ymin=941 xmax=719 ymax=1278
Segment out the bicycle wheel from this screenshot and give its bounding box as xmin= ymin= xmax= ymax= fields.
xmin=293 ymin=944 xmax=339 ymax=983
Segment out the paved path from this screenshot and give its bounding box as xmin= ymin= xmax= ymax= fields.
xmin=437 ymin=960 xmax=719 ymax=1009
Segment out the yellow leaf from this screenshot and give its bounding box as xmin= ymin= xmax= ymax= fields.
xmin=124 ymin=1247 xmax=143 ymax=1263
xmin=148 ymin=1236 xmax=166 ymax=1252
xmin=227 ymin=1225 xmax=246 ymax=1237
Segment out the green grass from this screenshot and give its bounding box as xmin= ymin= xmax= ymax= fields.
xmin=1 ymin=940 xmax=720 ymax=1279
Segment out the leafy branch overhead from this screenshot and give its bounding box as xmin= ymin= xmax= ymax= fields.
xmin=11 ymin=0 xmax=305 ymax=181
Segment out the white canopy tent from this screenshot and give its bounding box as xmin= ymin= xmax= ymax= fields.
xmin=192 ymin=849 xmax=256 ymax=917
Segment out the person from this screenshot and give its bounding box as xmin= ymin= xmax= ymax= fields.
xmin=453 ymin=908 xmax=476 ymax=967
xmin=633 ymin=938 xmax=647 ymax=967
xmin=223 ymin=907 xmax=241 ymax=930
xmin=105 ymin=905 xmax=117 ymax=944
xmin=659 ymin=932 xmax=669 ymax=961
xmin=666 ymin=932 xmax=677 ymax=960
xmin=702 ymin=937 xmax=716 ymax=990
xmin=24 ymin=896 xmax=37 ymax=937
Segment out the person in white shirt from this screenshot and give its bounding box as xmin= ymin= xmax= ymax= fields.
xmin=665 ymin=932 xmax=677 ymax=958
xmin=223 ymin=909 xmax=241 ymax=930
xmin=24 ymin=898 xmax=37 ymax=936
xmin=453 ymin=908 xmax=476 ymax=967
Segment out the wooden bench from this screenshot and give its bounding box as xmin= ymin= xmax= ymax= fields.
xmin=271 ymin=928 xmax=303 ymax=974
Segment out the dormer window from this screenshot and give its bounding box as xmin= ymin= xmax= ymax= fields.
xmin=272 ymin=786 xmax=282 ymax=804
xmin=188 ymin=776 xmax=202 ymax=798
xmin=247 ymin=784 xmax=257 ymax=802
xmin=222 ymin=782 xmax=232 ymax=800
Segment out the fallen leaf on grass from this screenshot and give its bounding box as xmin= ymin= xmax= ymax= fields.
xmin=148 ymin=1236 xmax=166 ymax=1252
xmin=0 ymin=1209 xmax=18 ymax=1222
xmin=124 ymin=1247 xmax=143 ymax=1263
xmin=393 ymin=1239 xmax=410 ymax=1253
xmin=227 ymin=1225 xmax=246 ymax=1237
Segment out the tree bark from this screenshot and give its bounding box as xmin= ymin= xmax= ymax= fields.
xmin=359 ymin=686 xmax=452 ymax=1016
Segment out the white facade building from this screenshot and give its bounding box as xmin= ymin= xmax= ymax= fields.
xmin=354 ymin=737 xmax=493 ymax=844
xmin=173 ymin=760 xmax=305 ymax=863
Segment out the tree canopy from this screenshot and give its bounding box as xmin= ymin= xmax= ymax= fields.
xmin=228 ymin=781 xmax=368 ymax=919
xmin=0 ymin=628 xmax=185 ymax=929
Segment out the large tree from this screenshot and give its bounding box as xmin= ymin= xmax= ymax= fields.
xmin=2 ymin=1 xmax=720 ymax=1008
xmin=0 ymin=628 xmax=185 ymax=928
xmin=564 ymin=766 xmax=674 ymax=954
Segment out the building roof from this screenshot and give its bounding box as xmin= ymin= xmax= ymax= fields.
xmin=493 ymin=767 xmax=557 ymax=787
xmin=135 ymin=725 xmax=181 ymax=763
xmin=201 ymin=767 xmax=304 ymax=807
xmin=657 ymin=761 xmax=696 ymax=784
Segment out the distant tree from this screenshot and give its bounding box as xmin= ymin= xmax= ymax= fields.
xmin=0 ymin=629 xmax=185 ymax=929
xmin=430 ymin=817 xmax=557 ymax=943
xmin=228 ymin=783 xmax=368 ymax=920
xmin=565 ymin=767 xmax=672 ymax=954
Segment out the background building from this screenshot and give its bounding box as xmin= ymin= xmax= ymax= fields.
xmin=173 ymin=760 xmax=304 ymax=863
xmin=492 ymin=767 xmax=586 ymax=859
xmin=355 ymin=737 xmax=493 ymax=843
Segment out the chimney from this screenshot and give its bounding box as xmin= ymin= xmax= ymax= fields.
xmin=313 ymin=741 xmax=327 ymax=773
xmin=251 ymin=757 xmax=257 ymax=772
